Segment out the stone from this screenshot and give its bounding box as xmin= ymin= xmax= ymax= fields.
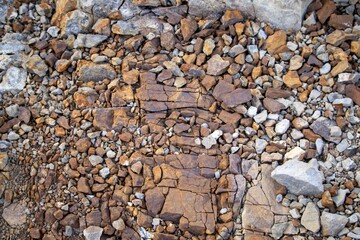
xmin=206 ymin=55 xmax=230 ymax=76
xmin=76 ymin=60 xmax=116 ymax=82
xmin=188 ymin=0 xmax=225 ymax=18
xmin=301 ymin=202 xmax=320 ymax=233
xmin=160 ymin=32 xmax=175 ymax=51
xmin=221 ymin=9 xmax=244 ymax=27
xmin=255 ymin=138 xmax=268 ymax=154
xmin=221 ymin=88 xmax=252 ymax=107
xmin=242 ymin=205 xmax=274 ymax=233
xmin=89 ymin=155 xmax=104 ymax=166
xmin=145 ymin=188 xmax=165 ymax=217
xmin=321 ymin=212 xmax=348 ymax=236
xmin=203 ymin=38 xmax=215 ymax=56
xmin=271 ymin=159 xmax=324 ymax=196
xmin=284 ymin=147 xmax=305 ymax=160
xmin=289 ymin=55 xmax=303 ymax=70
xmin=2 ymin=203 xmax=27 ymax=226
xmin=283 ymin=71 xmax=301 ymax=88
xmin=265 ymin=88 xmax=292 ymax=98
xmin=180 ymin=18 xmax=197 ymax=42
xmin=332 ymin=189 xmax=349 ymax=207
xmin=112 ymin=218 xmax=125 ymax=231
xmin=0 ymin=152 xmax=8 ymax=170
xmin=351 ymin=41 xmax=360 ymax=57
xmin=112 ymin=20 xmax=139 ymax=35
xmin=51 ymin=0 xmax=77 ymax=25
xmin=275 ymin=119 xmax=290 ymax=135
xmin=316 ymin=0 xmax=336 ymax=24
xmin=310 ymin=117 xmax=341 ymax=143
xmin=345 ymin=84 xmax=360 ymax=106
xmin=331 ymin=61 xmax=351 ymax=77
xmin=74 ymin=34 xmax=108 ymax=48
xmin=338 ymin=73 xmax=360 ymax=84
xmin=78 ymin=177 xmax=91 ymax=194
xmin=326 ymin=30 xmax=358 ymax=47
xmin=263 ymin=98 xmax=286 ymax=113
xmin=329 ymin=14 xmax=354 ymax=30
xmin=26 ymin=55 xmax=48 ymax=77
xmin=133 ymin=0 xmax=161 ymax=7
xmin=264 ymin=30 xmax=286 ymax=54
xmin=0 ymin=67 xmax=27 ymax=94
xmin=83 ymin=226 xmax=103 ymax=240
xmin=60 ymin=10 xmax=93 ymax=35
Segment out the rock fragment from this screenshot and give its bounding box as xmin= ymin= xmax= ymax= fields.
xmin=321 ymin=212 xmax=348 ymax=236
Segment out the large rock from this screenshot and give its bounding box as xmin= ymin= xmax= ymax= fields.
xmin=2 ymin=203 xmax=27 ymax=226
xmin=76 ymin=60 xmax=116 ymax=82
xmin=60 ymin=10 xmax=93 ymax=35
xmin=320 ymin=212 xmax=348 ymax=236
xmin=0 ymin=67 xmax=27 ymax=94
xmin=271 ymin=159 xmax=324 ymax=196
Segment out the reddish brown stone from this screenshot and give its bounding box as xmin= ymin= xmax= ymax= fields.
xmin=316 ymin=0 xmax=336 ymax=24
xmin=329 ymin=14 xmax=354 ymax=30
xmin=346 ymin=84 xmax=360 ymax=106
xmin=263 ymin=98 xmax=286 ymax=113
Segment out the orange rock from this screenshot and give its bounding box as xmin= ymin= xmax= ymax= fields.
xmin=283 ymin=71 xmax=302 ymax=88
xmin=264 ymin=30 xmax=287 ymax=54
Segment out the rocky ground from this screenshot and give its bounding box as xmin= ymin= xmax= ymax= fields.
xmin=0 ymin=0 xmax=359 ymax=239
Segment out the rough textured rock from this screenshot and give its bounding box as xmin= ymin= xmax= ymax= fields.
xmin=271 ymin=159 xmax=324 ymax=196
xmin=0 ymin=67 xmax=27 ymax=94
xmin=301 ymin=202 xmax=320 ymax=233
xmin=321 ymin=212 xmax=348 ymax=236
xmin=76 ymin=60 xmax=116 ymax=82
xmin=2 ymin=203 xmax=27 ymax=226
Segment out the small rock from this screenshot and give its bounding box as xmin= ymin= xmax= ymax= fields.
xmin=301 ymin=202 xmax=320 ymax=233
xmin=275 ymin=119 xmax=290 ymax=135
xmin=207 ymin=54 xmax=230 ymax=76
xmin=89 ymin=155 xmax=104 ymax=166
xmin=74 ymin=34 xmax=108 ymax=48
xmin=83 ymin=226 xmax=103 ymax=240
xmin=321 ymin=212 xmax=348 ymax=236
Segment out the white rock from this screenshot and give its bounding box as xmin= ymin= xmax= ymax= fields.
xmin=333 ymin=98 xmax=353 ymax=107
xmin=271 ymin=159 xmax=324 ymax=196
xmin=293 ymin=102 xmax=306 ymax=116
xmin=246 ymin=106 xmax=258 ymax=117
xmin=5 ymin=104 xmax=19 ymax=117
xmin=202 ymin=135 xmax=217 ymax=149
xmin=112 ymin=218 xmax=125 ymax=231
xmin=89 ymin=155 xmax=104 ymax=166
xmin=84 ymin=226 xmax=103 ymax=240
xmin=210 ymin=130 xmax=223 ymax=140
xmin=275 ymin=119 xmax=290 ymax=135
xmin=254 ymin=110 xmax=268 ymax=123
xmin=341 ymin=158 xmax=357 ymax=171
xmin=320 ymin=63 xmax=331 ymax=75
xmin=106 ymin=150 xmax=116 ymax=158
xmin=289 ymin=208 xmax=301 ymax=219
xmin=8 ymin=131 xmax=19 ymax=141
xmin=99 ymin=168 xmax=110 ymax=178
xmin=336 ymin=139 xmax=350 ymax=152
xmin=301 ymin=202 xmax=320 ymax=233
xmin=309 ymin=89 xmax=321 ymax=99
xmin=74 ymin=34 xmax=108 ymax=48
xmin=0 ymin=67 xmax=27 ymax=94
xmin=284 ymin=147 xmax=305 ymax=160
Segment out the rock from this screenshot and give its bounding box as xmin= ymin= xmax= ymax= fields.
xmin=160 ymin=32 xmax=175 ymax=51
xmin=320 ymin=63 xmax=331 ymax=75
xmin=275 ymin=119 xmax=290 ymax=135
xmin=351 ymin=41 xmax=360 ymax=57
xmin=321 ymin=212 xmax=348 ymax=236
xmin=180 ymin=18 xmax=197 ymax=42
xmin=221 ymin=9 xmax=244 ymax=27
xmin=310 ymin=117 xmax=341 ymax=143
xmin=271 ymin=158 xmax=324 ymax=196
xmin=0 ymin=66 xmax=27 ymax=94
xmin=338 ymin=73 xmax=360 ymax=84
xmin=0 ymin=152 xmax=8 ymax=170
xmin=2 ymin=203 xmax=27 ymax=226
xmin=326 ymin=30 xmax=358 ymax=47
xmin=133 ymin=0 xmax=161 ymax=7
xmin=331 ymin=61 xmax=351 ymax=77
xmin=345 ymin=84 xmax=360 ymax=106
xmin=263 ymin=98 xmax=286 ymax=113
xmin=112 ymin=218 xmax=126 ymax=231
xmin=78 ymin=177 xmax=91 ymax=194
xmin=60 ymin=10 xmax=93 ymax=35
xmin=26 ymin=55 xmax=48 ymax=77
xmin=112 ymin=20 xmax=139 ymax=35
xmin=83 ymin=226 xmax=103 ymax=240
xmin=51 ymin=0 xmax=77 ymax=25
xmin=329 ymin=14 xmax=353 ymax=30
xmin=283 ymin=71 xmax=301 ymax=88
xmin=76 ymin=60 xmax=116 ymax=82
xmin=316 ymin=0 xmax=336 ymax=24
xmin=74 ymin=34 xmax=108 ymax=48
xmin=289 ymin=55 xmax=303 ymax=70
xmin=264 ymin=30 xmax=286 ymax=54
xmin=203 ymin=38 xmax=215 ymax=56
xmin=206 ymin=54 xmax=230 ymax=76
xmin=89 ymin=155 xmax=104 ymax=166
xmin=284 ymin=147 xmax=305 ymax=160
xmin=255 ymin=138 xmax=268 ymax=154
xmin=188 ymin=0 xmax=225 ymax=18
xmin=332 ymin=189 xmax=349 ymax=207
xmin=301 ymin=202 xmax=320 ymax=233
xmin=221 ymin=88 xmax=252 ymax=107
xmin=254 ymin=110 xmax=268 ymax=124
xmin=265 ymin=88 xmax=292 ymax=98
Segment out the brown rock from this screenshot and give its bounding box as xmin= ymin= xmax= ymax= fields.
xmin=86 ymin=210 xmax=102 ymax=226
xmin=77 ymin=177 xmax=91 ymax=194
xmin=137 ymin=211 xmax=153 ymax=228
xmin=29 ymin=228 xmax=41 ymax=239
xmin=265 ymin=88 xmax=292 ymax=98
xmin=351 ymin=41 xmax=360 ymax=57
xmin=218 ymin=110 xmax=241 ymax=125
xmin=133 ymin=0 xmax=161 ymax=7
xmin=145 ymin=187 xmax=165 ymax=217
xmin=331 ymin=61 xmax=351 ymax=77
xmin=316 ymin=0 xmax=336 ymax=24
xmin=111 ymin=86 xmax=134 ymax=107
xmin=283 ymin=71 xmax=302 ymax=88
xmin=92 ymin=18 xmax=111 ymax=35
xmin=18 ymin=107 xmax=31 ymax=123
xmin=123 ymin=69 xmax=139 ymax=85
xmin=321 ymin=191 xmax=334 ymax=208
xmin=180 ymin=18 xmax=197 ymax=42
xmin=50 ymin=0 xmax=77 ymax=26
xmin=326 ymin=30 xmax=358 ymax=47
xmin=221 ymin=88 xmax=252 ymax=107
xmin=264 ymin=30 xmax=287 ymax=55
xmin=329 ymin=14 xmax=354 ymax=30
xmin=161 ymin=32 xmax=175 ymax=51
xmin=59 ymin=214 xmax=79 ymax=228
xmin=303 ymin=129 xmax=321 ymax=142
xmin=346 ymin=84 xmax=360 ymax=106
xmin=263 ymin=98 xmax=286 ymax=113
xmin=206 ymin=54 xmax=230 ymax=76
xmin=221 ymin=10 xmax=244 ymax=27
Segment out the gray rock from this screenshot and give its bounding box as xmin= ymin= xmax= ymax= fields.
xmin=5 ymin=104 xmax=19 ymax=117
xmin=74 ymin=34 xmax=108 ymax=48
xmin=301 ymin=202 xmax=320 ymax=233
xmin=61 ymin=10 xmax=93 ymax=35
xmin=92 ymin=0 xmax=124 ymax=20
xmin=0 ymin=33 xmax=26 ymax=54
xmin=0 ymin=67 xmax=27 ymax=94
xmin=112 ymin=218 xmax=125 ymax=231
xmin=254 ymin=110 xmax=268 ymax=123
xmin=320 ymin=63 xmax=331 ymax=75
xmin=310 ymin=117 xmax=341 ymax=143
xmin=188 ymin=0 xmax=225 ymax=18
xmin=271 ymin=222 xmax=288 ymax=239
xmin=336 ymin=139 xmax=350 ymax=152
xmin=338 ymin=73 xmax=360 ymax=83
xmin=83 ymin=226 xmax=103 ymax=240
xmin=255 ymin=138 xmax=268 ymax=154
xmin=2 ymin=203 xmax=27 ymax=226
xmin=229 ymin=45 xmax=246 ymax=57
xmin=26 ymin=55 xmax=48 ymax=77
xmin=332 ymin=189 xmax=349 ymax=207
xmin=271 ymin=158 xmax=324 ymax=196
xmin=89 ymin=155 xmax=104 ymax=166
xmin=321 ymin=212 xmax=348 ymax=236
xmin=341 ymin=158 xmax=357 ymax=171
